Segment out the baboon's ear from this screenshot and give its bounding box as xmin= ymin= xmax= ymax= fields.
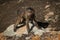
xmin=17 ymin=9 xmax=23 ymax=15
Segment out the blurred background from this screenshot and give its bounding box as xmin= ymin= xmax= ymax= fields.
xmin=0 ymin=0 xmax=60 ymax=33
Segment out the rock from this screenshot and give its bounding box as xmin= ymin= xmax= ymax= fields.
xmin=3 ymin=24 xmax=15 ymax=37
xmin=3 ymin=22 xmax=33 ymax=37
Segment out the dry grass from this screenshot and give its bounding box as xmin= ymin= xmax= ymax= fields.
xmin=31 ymin=35 xmax=40 ymax=40
xmin=0 ymin=33 xmax=6 ymax=40
xmin=0 ymin=32 xmax=60 ymax=40
xmin=0 ymin=27 xmax=60 ymax=40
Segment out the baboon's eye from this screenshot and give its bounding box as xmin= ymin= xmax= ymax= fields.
xmin=49 ymin=17 xmax=52 ymax=19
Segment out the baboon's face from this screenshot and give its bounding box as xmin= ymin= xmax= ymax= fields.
xmin=25 ymin=11 xmax=33 ymax=16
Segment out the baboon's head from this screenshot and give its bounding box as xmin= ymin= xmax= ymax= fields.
xmin=25 ymin=7 xmax=35 ymax=16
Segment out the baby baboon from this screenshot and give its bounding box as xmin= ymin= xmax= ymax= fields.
xmin=14 ymin=7 xmax=38 ymax=33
